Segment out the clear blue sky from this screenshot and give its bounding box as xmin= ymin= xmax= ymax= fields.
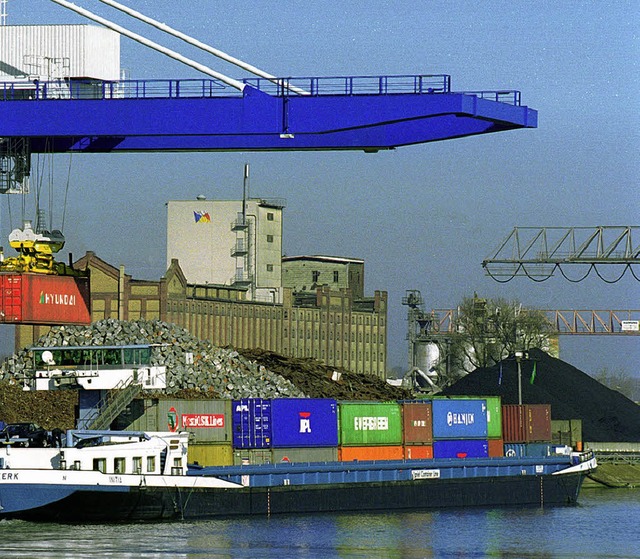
xmin=2 ymin=0 xmax=638 ymax=377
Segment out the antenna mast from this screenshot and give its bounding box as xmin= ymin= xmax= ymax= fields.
xmin=1 ymin=0 xmax=7 ymax=26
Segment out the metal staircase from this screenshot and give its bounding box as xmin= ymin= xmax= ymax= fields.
xmin=80 ymin=377 xmax=142 ymax=430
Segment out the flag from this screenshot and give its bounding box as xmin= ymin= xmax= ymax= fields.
xmin=194 ymin=211 xmax=211 ymax=223
xmin=498 ymin=361 xmax=503 ymax=385
xmin=530 ymin=361 xmax=537 ymax=384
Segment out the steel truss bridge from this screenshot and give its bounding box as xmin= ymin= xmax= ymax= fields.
xmin=421 ymin=308 xmax=640 ymax=336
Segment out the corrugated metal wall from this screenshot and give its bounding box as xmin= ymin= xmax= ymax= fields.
xmin=0 ymin=25 xmax=120 ymax=80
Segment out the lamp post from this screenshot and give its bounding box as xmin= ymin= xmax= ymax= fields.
xmin=515 ymin=350 xmax=524 ymax=405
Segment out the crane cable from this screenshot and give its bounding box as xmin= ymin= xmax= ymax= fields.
xmin=61 ymin=152 xmax=72 ymax=232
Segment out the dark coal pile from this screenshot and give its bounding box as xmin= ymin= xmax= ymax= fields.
xmin=441 ymin=348 xmax=640 ymax=442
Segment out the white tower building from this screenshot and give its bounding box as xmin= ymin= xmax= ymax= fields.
xmin=166 ymin=196 xmax=284 ymax=303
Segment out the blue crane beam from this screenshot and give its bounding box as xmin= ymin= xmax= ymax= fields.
xmin=0 ymin=75 xmax=537 ymax=153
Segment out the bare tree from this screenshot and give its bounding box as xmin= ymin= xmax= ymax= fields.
xmin=594 ymin=367 xmax=636 ymax=400
xmin=446 ymin=294 xmax=551 ymax=374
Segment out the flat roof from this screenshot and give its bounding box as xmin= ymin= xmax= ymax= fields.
xmin=282 ymin=255 xmax=364 ymax=264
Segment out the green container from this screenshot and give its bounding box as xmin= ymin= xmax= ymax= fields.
xmin=338 ymin=402 xmax=403 ymax=446
xmin=433 ymin=396 xmax=502 ymax=439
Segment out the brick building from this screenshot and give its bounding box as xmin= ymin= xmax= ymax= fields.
xmin=15 ymin=252 xmax=388 ymax=378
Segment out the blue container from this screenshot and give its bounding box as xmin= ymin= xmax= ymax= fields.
xmin=432 ymin=398 xmax=488 ymax=439
xmin=271 ymin=398 xmax=338 ymax=448
xmin=232 ymin=398 xmax=272 ymax=449
xmin=504 ymin=443 xmax=552 ymax=458
xmin=433 ymin=439 xmax=489 ymax=459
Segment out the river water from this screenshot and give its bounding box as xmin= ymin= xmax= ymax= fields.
xmin=0 ymin=488 xmax=638 ymax=559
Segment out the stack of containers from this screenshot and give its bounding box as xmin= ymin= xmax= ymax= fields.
xmin=232 ymin=398 xmax=340 ymax=464
xmin=431 ymin=398 xmax=489 ymax=459
xmin=232 ymin=398 xmax=273 ymax=464
xmin=502 ymin=404 xmax=553 ymax=457
xmin=338 ymin=401 xmax=404 ymax=461
xmin=438 ymin=396 xmax=504 ymax=457
xmin=270 ymin=398 xmax=338 ymax=463
xmin=401 ymin=401 xmax=433 ymax=459
xmin=120 ymin=398 xmax=234 ymax=465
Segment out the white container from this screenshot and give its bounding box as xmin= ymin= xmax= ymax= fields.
xmin=0 ymin=24 xmax=120 ymax=81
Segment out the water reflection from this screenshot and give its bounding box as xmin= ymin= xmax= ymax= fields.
xmin=0 ymin=490 xmax=638 ymax=558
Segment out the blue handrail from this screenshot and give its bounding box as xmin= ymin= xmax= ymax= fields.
xmin=0 ymin=74 xmax=522 ymax=105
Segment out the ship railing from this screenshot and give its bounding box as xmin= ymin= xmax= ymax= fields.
xmin=0 ymin=74 xmax=522 ymax=106
xmin=592 ymin=451 xmax=640 ymax=465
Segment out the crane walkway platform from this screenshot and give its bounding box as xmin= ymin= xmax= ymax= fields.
xmin=0 ymin=74 xmax=537 ymax=153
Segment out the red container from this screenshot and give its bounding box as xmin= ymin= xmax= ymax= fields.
xmin=404 ymin=445 xmax=433 ymax=460
xmin=502 ymin=405 xmax=526 ymax=443
xmin=402 ymin=402 xmax=433 ymax=444
xmin=0 ymin=273 xmax=91 ymax=325
xmin=338 ymin=445 xmax=404 ymax=462
xmin=502 ymin=404 xmax=552 ymax=443
xmin=488 ymin=439 xmax=504 ymax=457
xmin=526 ymin=404 xmax=552 ymax=442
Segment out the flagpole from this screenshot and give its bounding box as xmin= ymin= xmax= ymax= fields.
xmin=515 ymin=351 xmax=524 ymax=405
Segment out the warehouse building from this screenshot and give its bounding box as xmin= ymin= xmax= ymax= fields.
xmin=15 ymin=252 xmax=388 ymax=379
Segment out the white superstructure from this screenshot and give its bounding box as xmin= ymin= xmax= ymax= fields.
xmin=0 ymin=24 xmax=120 ymax=83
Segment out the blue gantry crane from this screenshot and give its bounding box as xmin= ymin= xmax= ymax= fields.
xmin=0 ymin=0 xmax=537 ymax=155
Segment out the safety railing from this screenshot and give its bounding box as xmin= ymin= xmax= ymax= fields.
xmin=0 ymin=74 xmax=523 ymax=106
xmin=462 ymin=90 xmax=521 ymax=105
xmin=245 ymin=74 xmax=452 ymax=96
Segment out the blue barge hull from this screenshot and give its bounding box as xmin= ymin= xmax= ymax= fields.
xmin=4 ymin=455 xmax=592 ymax=522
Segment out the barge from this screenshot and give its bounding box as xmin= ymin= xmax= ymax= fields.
xmin=0 ymin=430 xmax=597 ymax=522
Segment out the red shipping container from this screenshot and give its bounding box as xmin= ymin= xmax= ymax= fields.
xmin=488 ymin=439 xmax=504 ymax=457
xmin=402 ymin=402 xmax=433 ymax=444
xmin=502 ymin=405 xmax=527 ymax=443
xmin=526 ymin=404 xmax=552 ymax=442
xmin=502 ymin=404 xmax=552 ymax=443
xmin=0 ymin=273 xmax=91 ymax=325
xmin=339 ymin=445 xmax=404 ymax=462
xmin=404 ymin=445 xmax=433 ymax=460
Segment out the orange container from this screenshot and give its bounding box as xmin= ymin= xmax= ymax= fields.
xmin=339 ymin=445 xmax=404 ymax=461
xmin=404 ymin=445 xmax=434 ymax=460
xmin=488 ymin=439 xmax=504 ymax=457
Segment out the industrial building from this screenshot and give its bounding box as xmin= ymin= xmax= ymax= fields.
xmin=282 ymin=255 xmax=365 ymax=299
xmin=166 ymin=195 xmax=285 ymax=304
xmin=15 ymin=251 xmax=388 ymax=379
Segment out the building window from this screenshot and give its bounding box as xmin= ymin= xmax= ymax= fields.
xmin=266 ymin=264 xmax=274 ymax=272
xmin=333 ymin=271 xmax=339 ymax=282
xmin=267 ymin=234 xmax=274 ymax=243
xmin=312 ymin=270 xmax=320 ymax=283
xmin=267 ymin=212 xmax=274 ymax=221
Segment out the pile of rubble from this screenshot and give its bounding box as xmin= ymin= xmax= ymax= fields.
xmin=0 ymin=319 xmax=409 ymax=428
xmin=1 ymin=318 xmax=305 ymax=399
